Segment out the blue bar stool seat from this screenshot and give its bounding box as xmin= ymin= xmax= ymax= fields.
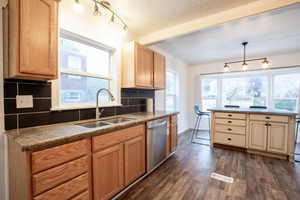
xmin=191 ymin=105 xmax=210 ymax=145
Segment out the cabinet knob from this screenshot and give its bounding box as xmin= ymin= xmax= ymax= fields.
xmin=227 ymin=138 xmax=232 ymax=141
xmin=269 ymin=124 xmax=272 ymax=126
xmin=228 ymin=121 xmax=232 ymax=123
xmin=228 ymin=128 xmax=232 ymax=131
xmin=265 ymin=124 xmax=268 ymax=126
xmin=265 ymin=116 xmax=270 ymax=119
xmin=228 ymin=114 xmax=232 ymax=117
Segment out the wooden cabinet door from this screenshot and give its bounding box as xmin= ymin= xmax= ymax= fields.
xmin=249 ymin=121 xmax=268 ymax=151
xmin=19 ymin=0 xmax=58 ymax=78
xmin=135 ymin=44 xmax=154 ymax=88
xmin=93 ymin=144 xmax=124 ymax=200
xmin=124 ymin=136 xmax=145 ymax=186
xmin=267 ymin=123 xmax=288 ymax=154
xmin=154 ymin=52 xmax=166 ymax=89
xmin=170 ymin=123 xmax=178 ymax=153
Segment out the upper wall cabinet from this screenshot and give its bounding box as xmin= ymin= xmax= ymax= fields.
xmin=154 ymin=52 xmax=166 ymax=89
xmin=4 ymin=0 xmax=59 ymax=80
xmin=122 ymin=41 xmax=166 ymax=89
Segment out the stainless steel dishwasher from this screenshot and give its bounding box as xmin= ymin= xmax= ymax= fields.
xmin=147 ymin=118 xmax=168 ymax=172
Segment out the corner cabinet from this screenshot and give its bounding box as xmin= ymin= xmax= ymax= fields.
xmin=4 ymin=0 xmax=59 ymax=80
xmin=122 ymin=41 xmax=166 ymax=89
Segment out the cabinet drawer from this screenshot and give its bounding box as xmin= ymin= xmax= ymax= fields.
xmin=71 ymin=190 xmax=89 ymax=200
xmin=32 ymin=139 xmax=90 ymax=174
xmin=32 ymin=156 xmax=89 ymax=196
xmin=216 ymin=118 xmax=246 ymax=126
xmin=34 ymin=173 xmax=89 ymax=200
xmin=249 ymin=114 xmax=288 ymax=123
xmin=215 ymin=112 xmax=246 ymax=120
xmin=214 ymin=132 xmax=246 ymax=147
xmin=93 ymin=125 xmax=145 ymax=152
xmin=215 ymin=125 xmax=246 ymax=135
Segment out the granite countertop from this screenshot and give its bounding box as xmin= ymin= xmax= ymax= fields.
xmin=208 ymin=107 xmax=298 ymax=116
xmin=5 ymin=111 xmax=179 ymax=152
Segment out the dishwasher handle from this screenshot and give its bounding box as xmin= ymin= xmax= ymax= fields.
xmin=147 ymin=121 xmax=167 ymax=129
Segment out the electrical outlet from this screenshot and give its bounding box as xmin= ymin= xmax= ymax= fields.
xmin=16 ymin=95 xmax=33 ymax=109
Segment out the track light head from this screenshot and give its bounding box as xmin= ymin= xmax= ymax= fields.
xmin=262 ymin=58 xmax=269 ymax=69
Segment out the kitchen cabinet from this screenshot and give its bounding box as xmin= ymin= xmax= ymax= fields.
xmin=92 ymin=125 xmax=146 ymax=200
xmin=93 ymin=144 xmax=124 ymax=200
xmin=210 ymin=109 xmax=296 ymax=160
xmin=154 ymin=52 xmax=166 ymax=89
xmin=8 ymin=138 xmax=92 ymax=200
xmin=170 ymin=115 xmax=178 ymax=153
xmin=267 ymin=122 xmax=288 ymax=154
xmin=4 ymin=0 xmax=59 ymax=80
xmin=122 ymin=41 xmax=153 ymax=88
xmin=124 ymin=136 xmax=146 ymax=185
xmin=249 ymin=121 xmax=268 ymax=151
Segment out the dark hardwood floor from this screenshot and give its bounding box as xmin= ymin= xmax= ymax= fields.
xmin=121 ymin=130 xmax=300 ymax=200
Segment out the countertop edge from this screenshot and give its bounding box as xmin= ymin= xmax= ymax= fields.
xmin=208 ymin=109 xmax=298 ymax=116
xmin=7 ymin=112 xmax=179 ymax=152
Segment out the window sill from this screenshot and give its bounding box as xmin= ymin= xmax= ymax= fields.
xmin=51 ymin=102 xmax=122 ymax=111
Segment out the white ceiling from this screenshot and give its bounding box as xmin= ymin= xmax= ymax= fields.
xmin=109 ymin=0 xmax=258 ymax=35
xmin=152 ymin=3 xmax=300 ymax=65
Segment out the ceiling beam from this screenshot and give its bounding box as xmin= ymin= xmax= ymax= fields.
xmin=138 ymin=0 xmax=300 ymax=45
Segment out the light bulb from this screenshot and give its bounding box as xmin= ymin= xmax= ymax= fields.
xmin=224 ymin=64 xmax=230 ymax=72
xmin=262 ymin=59 xmax=269 ymax=69
xmin=73 ymin=0 xmax=84 ymax=13
xmin=242 ymin=62 xmax=248 ymax=71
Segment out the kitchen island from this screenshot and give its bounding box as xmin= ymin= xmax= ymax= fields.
xmin=208 ymin=107 xmax=298 ymax=161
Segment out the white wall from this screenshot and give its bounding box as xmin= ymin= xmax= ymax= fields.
xmin=149 ymin=46 xmax=189 ymax=133
xmin=0 ymin=0 xmax=9 ymax=199
xmin=187 ymin=51 xmax=300 ymax=130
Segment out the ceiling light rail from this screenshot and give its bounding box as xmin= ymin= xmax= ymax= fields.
xmin=73 ymin=0 xmax=128 ymax=31
xmin=224 ymin=42 xmax=269 ymax=72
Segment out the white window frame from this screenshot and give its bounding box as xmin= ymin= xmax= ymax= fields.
xmin=166 ymin=69 xmax=179 ymax=112
xmin=51 ymin=29 xmax=121 ymax=110
xmin=200 ymin=67 xmax=300 ymax=113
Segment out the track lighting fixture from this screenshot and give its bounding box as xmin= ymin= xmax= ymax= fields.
xmin=73 ymin=0 xmax=128 ymax=32
xmin=224 ymin=42 xmax=270 ymax=72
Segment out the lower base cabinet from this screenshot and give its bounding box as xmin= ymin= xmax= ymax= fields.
xmin=170 ymin=115 xmax=178 ymax=153
xmin=124 ymin=136 xmax=146 ymax=186
xmin=92 ymin=125 xmax=146 ymax=200
xmin=93 ymin=144 xmax=125 ymax=200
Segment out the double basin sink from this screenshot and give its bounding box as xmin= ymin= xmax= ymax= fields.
xmin=76 ymin=117 xmax=136 ymax=128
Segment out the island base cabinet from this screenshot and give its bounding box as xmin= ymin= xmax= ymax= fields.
xmin=267 ymin=123 xmax=288 ymax=154
xmin=124 ymin=136 xmax=146 ymax=186
xmin=93 ymin=144 xmax=124 ymax=200
xmin=249 ymin=121 xmax=268 ymax=151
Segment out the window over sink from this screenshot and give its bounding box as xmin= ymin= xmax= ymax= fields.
xmin=52 ymin=30 xmax=119 ymax=110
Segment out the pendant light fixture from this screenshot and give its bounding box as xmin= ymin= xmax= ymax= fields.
xmin=73 ymin=0 xmax=128 ymax=32
xmin=224 ymin=42 xmax=270 ymax=72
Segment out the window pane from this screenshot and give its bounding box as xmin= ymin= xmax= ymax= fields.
xmin=222 ymin=76 xmax=268 ymax=107
xmin=166 ymin=95 xmax=176 ymax=111
xmin=201 ymin=79 xmax=217 ymax=98
xmin=60 ymin=73 xmax=109 ymax=104
xmin=273 ymin=73 xmax=300 ymax=112
xmin=60 ymin=37 xmax=110 ymax=76
xmin=166 ymin=71 xmax=176 ymax=94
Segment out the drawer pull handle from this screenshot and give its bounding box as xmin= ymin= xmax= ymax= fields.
xmin=228 ymin=121 xmax=232 ymax=123
xmin=228 ymin=114 xmax=232 ymax=117
xmin=265 ymin=124 xmax=268 ymax=126
xmin=269 ymin=124 xmax=272 ymax=126
xmin=266 ymin=116 xmax=270 ymax=119
xmin=227 ymin=138 xmax=232 ymax=141
xmin=228 ymin=128 xmax=232 ymax=131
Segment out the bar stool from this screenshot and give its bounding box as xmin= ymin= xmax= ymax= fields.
xmin=191 ymin=105 xmax=210 ymax=145
xmin=295 ymin=117 xmax=300 ymax=162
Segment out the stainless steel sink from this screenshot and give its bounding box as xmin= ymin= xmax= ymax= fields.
xmin=105 ymin=117 xmax=136 ymax=124
xmin=77 ymin=121 xmax=112 ymax=128
xmin=76 ymin=117 xmax=136 ymax=128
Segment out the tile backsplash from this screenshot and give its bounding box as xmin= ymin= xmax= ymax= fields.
xmin=4 ymin=79 xmax=155 ymax=130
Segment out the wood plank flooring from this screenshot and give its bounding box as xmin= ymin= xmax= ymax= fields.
xmin=121 ymin=130 xmax=300 ymax=200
